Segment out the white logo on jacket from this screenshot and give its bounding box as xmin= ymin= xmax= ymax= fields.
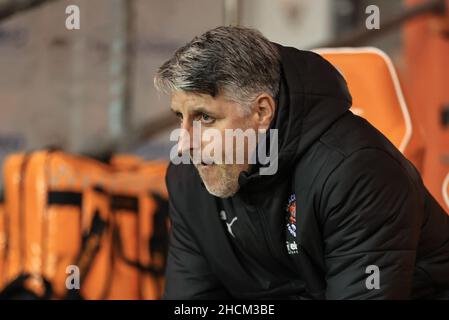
xmin=226 ymin=217 xmax=238 ymax=238
xmin=219 ymin=210 xmax=238 ymax=238
xmin=286 ymin=240 xmax=299 ymax=255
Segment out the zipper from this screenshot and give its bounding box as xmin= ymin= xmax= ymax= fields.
xmin=256 ymin=206 xmax=288 ymax=276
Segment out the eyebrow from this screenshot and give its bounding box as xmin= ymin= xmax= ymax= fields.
xmin=170 ymin=105 xmax=220 ymax=117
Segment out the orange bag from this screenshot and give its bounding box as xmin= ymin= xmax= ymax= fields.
xmin=2 ymin=151 xmax=112 ymax=299
xmin=1 ymin=151 xmax=169 ymax=299
xmin=0 ymin=202 xmax=6 ymax=290
xmin=106 ymin=156 xmax=169 ymax=300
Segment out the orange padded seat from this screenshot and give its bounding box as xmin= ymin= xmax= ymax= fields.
xmin=315 ymin=47 xmax=425 ymax=170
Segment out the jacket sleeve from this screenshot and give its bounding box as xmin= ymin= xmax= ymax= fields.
xmin=320 ymin=149 xmax=424 ymax=299
xmin=163 ymin=165 xmax=230 ymax=300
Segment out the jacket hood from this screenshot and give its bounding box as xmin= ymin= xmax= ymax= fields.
xmin=238 ymin=43 xmax=352 ymax=191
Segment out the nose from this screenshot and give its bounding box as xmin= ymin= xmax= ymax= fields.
xmin=177 ymin=124 xmax=191 ymax=157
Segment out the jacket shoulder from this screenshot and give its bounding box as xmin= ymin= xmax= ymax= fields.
xmin=295 ymin=112 xmax=421 ymax=188
xmin=319 ymin=112 xmax=404 ymax=160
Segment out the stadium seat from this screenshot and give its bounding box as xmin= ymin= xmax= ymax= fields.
xmin=315 ymin=47 xmax=425 ymax=170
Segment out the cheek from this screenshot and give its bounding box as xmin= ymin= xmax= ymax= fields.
xmin=198 ymin=116 xmax=258 ymax=159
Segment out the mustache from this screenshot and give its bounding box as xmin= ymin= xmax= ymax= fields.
xmin=187 ymin=150 xmax=239 ymax=166
xmin=190 ymin=154 xmax=215 ymax=165
xmin=189 ymin=150 xmax=220 ymax=165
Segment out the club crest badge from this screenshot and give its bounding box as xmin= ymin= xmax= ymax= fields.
xmin=285 ymin=193 xmax=299 ymax=255
xmin=286 ymin=193 xmax=297 ymax=237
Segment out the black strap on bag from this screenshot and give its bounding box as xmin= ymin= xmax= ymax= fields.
xmin=149 ymin=192 xmax=169 ymax=275
xmin=65 ymin=209 xmax=108 ymax=300
xmin=110 ymin=193 xmax=169 ymax=277
xmin=47 ymin=191 xmax=83 ymax=207
xmin=0 ymin=273 xmax=53 ymax=300
xmin=110 ymin=194 xmax=150 ymax=271
xmin=47 ymin=188 xmax=109 ymax=300
xmin=110 ymin=194 xmax=139 ymax=212
xmin=147 ymin=192 xmax=169 ymax=298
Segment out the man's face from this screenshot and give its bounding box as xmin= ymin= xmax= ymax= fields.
xmin=171 ymin=91 xmax=259 ymax=198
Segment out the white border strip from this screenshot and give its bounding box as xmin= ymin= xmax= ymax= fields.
xmin=443 ymin=172 xmax=449 ymax=211
xmin=313 ymin=47 xmax=413 ymax=153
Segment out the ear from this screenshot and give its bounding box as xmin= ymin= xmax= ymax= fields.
xmin=253 ymin=93 xmax=276 ymax=130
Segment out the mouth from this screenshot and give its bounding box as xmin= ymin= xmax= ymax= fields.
xmin=197 ymin=161 xmax=215 ymax=169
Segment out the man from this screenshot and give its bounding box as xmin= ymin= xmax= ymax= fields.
xmin=154 ymin=26 xmax=449 ymax=299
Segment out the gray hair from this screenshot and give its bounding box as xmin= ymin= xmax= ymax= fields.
xmin=154 ymin=26 xmax=280 ymax=114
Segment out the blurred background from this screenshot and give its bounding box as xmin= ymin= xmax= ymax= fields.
xmin=0 ymin=0 xmax=448 ymax=205
xmin=0 ymin=0 xmax=448 ymax=299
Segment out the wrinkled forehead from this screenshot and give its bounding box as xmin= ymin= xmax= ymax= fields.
xmin=170 ymin=91 xmax=241 ymax=116
xmin=170 ymin=91 xmax=212 ymax=111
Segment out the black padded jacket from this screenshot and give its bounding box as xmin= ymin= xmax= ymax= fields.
xmin=163 ymin=44 xmax=449 ymax=300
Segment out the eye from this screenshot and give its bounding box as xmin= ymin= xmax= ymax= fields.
xmin=200 ymin=113 xmax=215 ymax=124
xmin=175 ymin=112 xmax=183 ymax=119
xmin=175 ymin=112 xmax=183 ymax=124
